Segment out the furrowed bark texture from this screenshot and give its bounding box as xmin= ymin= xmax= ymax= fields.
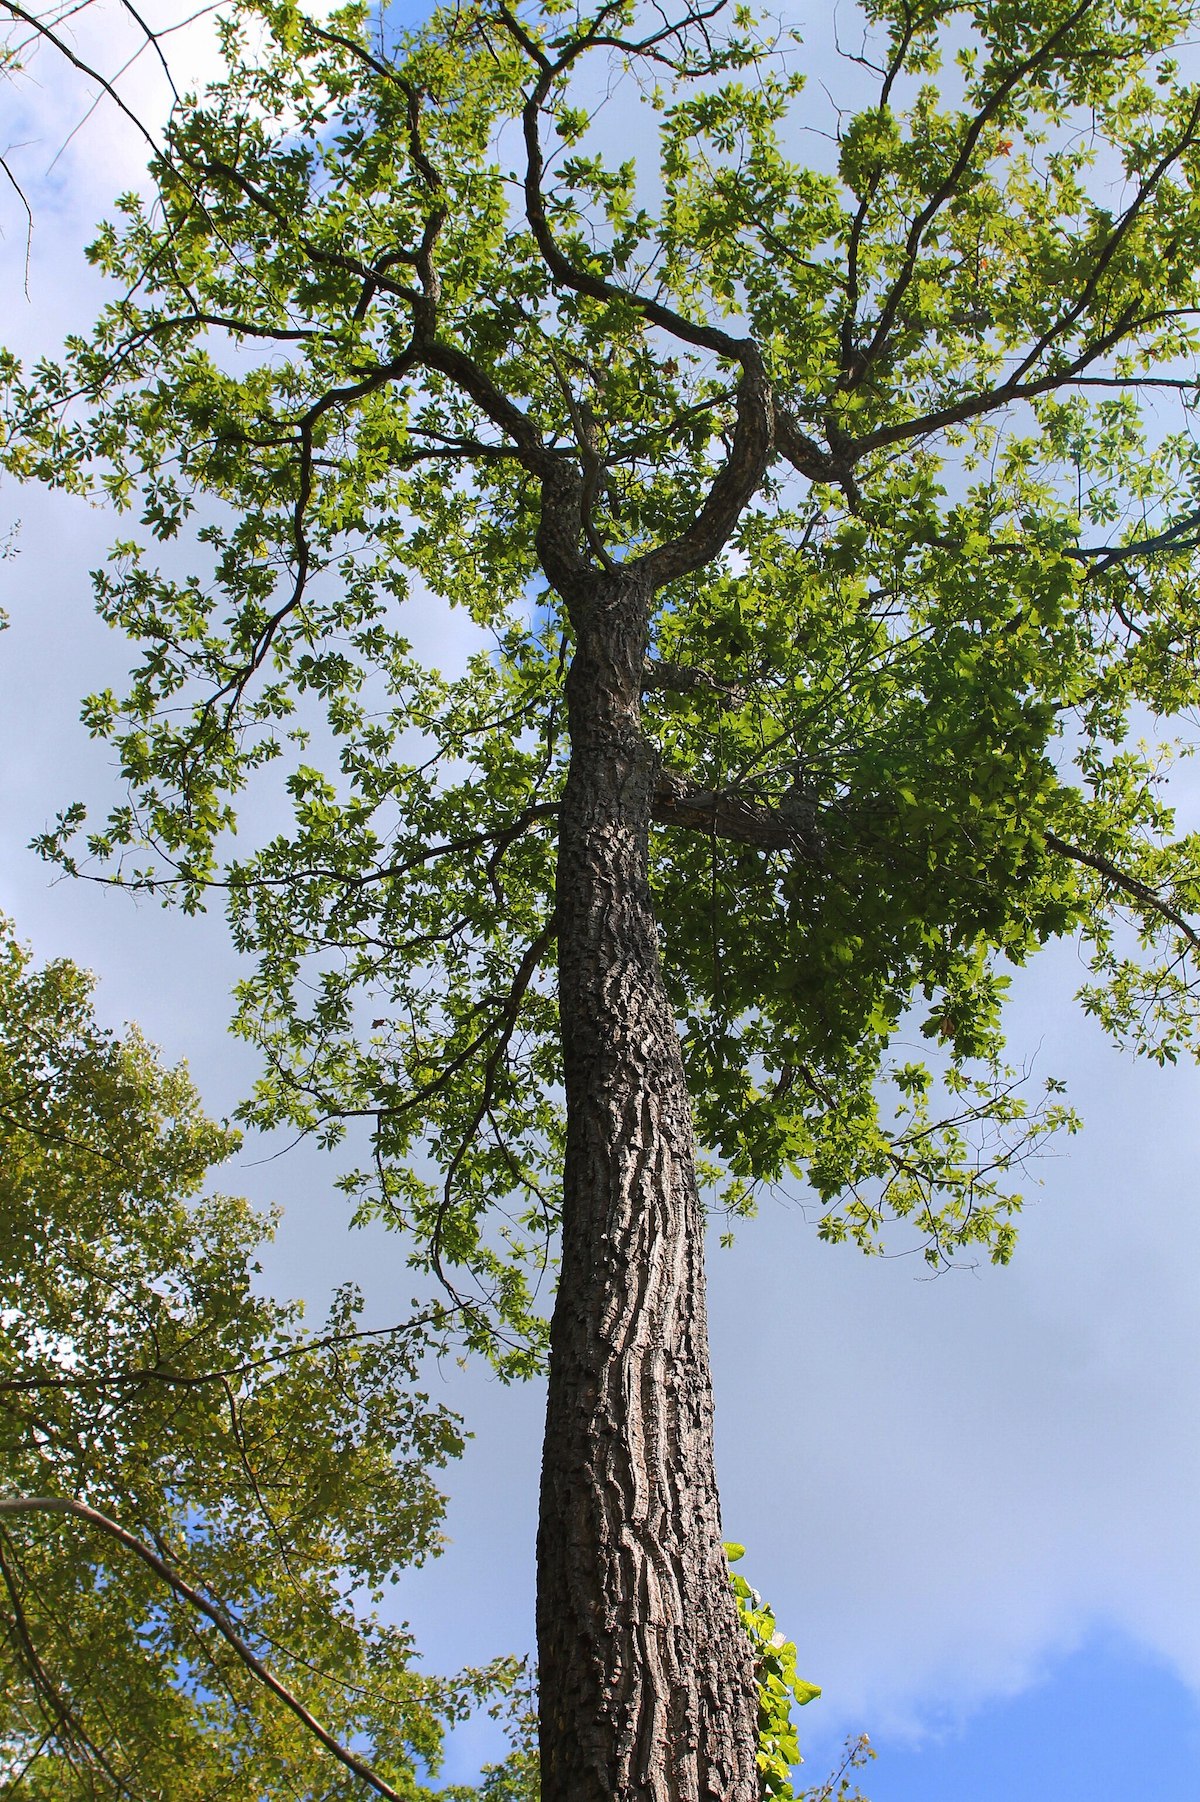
xmin=538 ymin=570 xmax=761 ymax=1802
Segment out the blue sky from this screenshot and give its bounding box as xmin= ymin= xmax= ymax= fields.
xmin=861 ymin=1635 xmax=1200 ymax=1802
xmin=2 ymin=2 xmax=1200 ymax=1796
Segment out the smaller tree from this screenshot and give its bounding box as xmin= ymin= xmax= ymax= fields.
xmin=0 ymin=911 xmax=516 ymax=1798
xmin=798 ymin=1739 xmax=875 ymax=1802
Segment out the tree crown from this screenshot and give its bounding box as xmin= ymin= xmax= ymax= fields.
xmin=6 ymin=0 xmax=1200 ymax=1342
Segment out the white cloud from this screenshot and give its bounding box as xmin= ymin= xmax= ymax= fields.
xmin=707 ymin=943 xmax=1200 ymax=1747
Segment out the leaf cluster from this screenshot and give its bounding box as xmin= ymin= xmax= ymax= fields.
xmin=726 ymin=1544 xmax=821 ymax=1799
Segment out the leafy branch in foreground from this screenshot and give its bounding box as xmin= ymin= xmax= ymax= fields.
xmin=0 ymin=913 xmax=515 ymax=1798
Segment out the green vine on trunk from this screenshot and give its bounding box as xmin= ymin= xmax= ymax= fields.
xmin=726 ymin=1545 xmax=821 ymax=1799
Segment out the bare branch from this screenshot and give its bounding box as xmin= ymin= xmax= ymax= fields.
xmin=642 ymin=657 xmax=747 ymax=705
xmin=775 ymin=404 xmax=861 ymax=506
xmin=1065 ymin=506 xmax=1200 ymax=571
xmin=0 ymin=1308 xmax=451 ymax=1399
xmin=420 ymin=339 xmax=556 ymax=470
xmin=431 ymin=911 xmax=559 ymax=1291
xmin=634 ymin=355 xmax=775 ymax=587
xmin=0 ymin=149 xmax=33 ymax=297
xmin=0 ymin=0 xmax=162 ymax=158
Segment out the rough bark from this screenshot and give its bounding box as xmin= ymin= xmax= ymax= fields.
xmin=652 ymin=766 xmax=825 ymax=862
xmin=537 ymin=568 xmax=761 ymax=1802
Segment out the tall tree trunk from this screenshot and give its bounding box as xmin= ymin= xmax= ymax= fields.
xmin=537 ymin=569 xmax=761 ymax=1802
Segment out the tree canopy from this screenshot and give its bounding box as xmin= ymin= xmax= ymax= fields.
xmin=9 ymin=0 xmax=1200 ymax=1312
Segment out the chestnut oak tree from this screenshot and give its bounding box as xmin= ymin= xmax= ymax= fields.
xmin=8 ymin=0 xmax=1200 ymax=1795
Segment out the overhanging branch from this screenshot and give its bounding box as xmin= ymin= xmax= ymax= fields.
xmin=1045 ymin=831 xmax=1200 ymax=955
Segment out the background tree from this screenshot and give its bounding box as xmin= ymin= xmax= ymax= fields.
xmin=0 ymin=910 xmax=526 ymax=1797
xmin=7 ymin=0 xmax=1200 ymax=1796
